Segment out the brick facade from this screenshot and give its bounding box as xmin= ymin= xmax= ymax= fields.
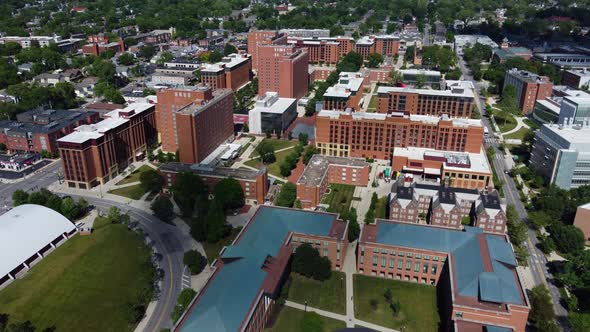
xmin=257 ymin=45 xmax=309 ymax=99
xmin=376 ymin=87 xmax=474 ymax=118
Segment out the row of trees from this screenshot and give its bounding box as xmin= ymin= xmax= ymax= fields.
xmin=12 ymin=188 xmax=88 ymax=221
xmin=0 ymin=313 xmax=54 ymax=332
xmin=505 ymin=205 xmax=529 ymax=265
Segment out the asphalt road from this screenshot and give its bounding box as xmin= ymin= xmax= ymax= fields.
xmin=0 ymin=160 xmax=187 ymax=331
xmin=458 ymin=58 xmax=569 ymax=326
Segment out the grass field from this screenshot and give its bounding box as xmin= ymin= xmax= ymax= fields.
xmin=108 ymin=184 xmax=145 ymax=200
xmin=495 ymin=111 xmax=517 ymax=133
xmin=367 ymin=93 xmax=379 ymax=111
xmin=250 ymin=139 xmax=298 ymax=158
xmin=202 ymin=227 xmax=242 ymax=263
xmin=504 ymin=127 xmax=531 ymax=140
xmin=523 ymin=118 xmax=540 ymax=130
xmin=0 ymin=217 xmax=155 ymax=332
xmin=264 ymin=306 xmax=345 ymax=332
xmin=245 ymin=149 xmax=294 ymax=178
xmin=286 ymin=272 xmax=347 ymax=314
xmin=321 ymin=184 xmax=356 ymax=217
xmin=116 ymin=165 xmax=153 ymax=185
xmin=353 ymin=275 xmax=440 ymax=332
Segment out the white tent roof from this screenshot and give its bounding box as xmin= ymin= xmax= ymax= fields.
xmin=0 ymin=204 xmax=75 ymax=278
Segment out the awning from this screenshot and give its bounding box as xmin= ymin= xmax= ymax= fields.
xmin=403 ymin=166 xmax=423 ymax=172
xmin=424 ymin=167 xmax=441 ymax=175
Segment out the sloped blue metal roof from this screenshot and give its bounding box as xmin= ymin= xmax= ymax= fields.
xmin=374 ymin=220 xmax=523 ymax=306
xmin=178 ymin=207 xmax=337 ymax=332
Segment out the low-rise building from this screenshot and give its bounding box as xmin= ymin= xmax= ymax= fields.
xmin=201 ymin=53 xmax=252 ymax=91
xmin=151 ymin=72 xmax=195 ymax=86
xmin=0 ymin=109 xmax=99 ymax=154
xmin=530 ymin=121 xmax=590 ymax=189
xmin=453 ymin=35 xmax=498 ymax=55
xmin=562 ymin=68 xmax=590 ymax=89
xmin=174 ymin=206 xmax=349 ymax=332
xmin=534 ymin=52 xmax=590 ymax=69
xmin=57 ymin=103 xmax=157 ymax=189
xmin=82 ymin=39 xmax=125 ymax=56
xmin=309 ymin=66 xmax=337 ymax=82
xmin=296 ymin=155 xmax=370 ymax=209
xmin=322 ymin=72 xmax=365 ymax=111
xmin=159 ymin=162 xmax=268 ymax=205
xmin=248 ymin=92 xmax=297 ymax=135
xmin=358 ymin=221 xmax=529 ymax=332
xmin=399 ymin=69 xmax=442 ymax=88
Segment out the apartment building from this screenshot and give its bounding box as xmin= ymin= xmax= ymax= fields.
xmin=322 ymin=72 xmax=366 ymax=111
xmin=504 ymin=68 xmax=553 ymax=114
xmin=296 ymin=154 xmax=370 ymax=209
xmin=315 ymin=110 xmax=484 ymax=160
xmin=392 ymin=146 xmax=492 ymax=191
xmin=247 ymin=31 xmax=288 ymax=71
xmin=155 ymin=86 xmax=234 ymax=164
xmin=174 ymin=207 xmax=349 ymax=332
xmin=159 ymin=162 xmax=269 ymax=205
xmin=0 ymin=109 xmax=99 ymax=154
xmin=472 ymin=192 xmax=508 ymax=234
xmin=376 ymin=86 xmax=475 ymax=118
xmin=309 ymin=66 xmax=337 ymax=82
xmin=354 ymin=35 xmax=400 ymax=60
xmin=248 ymin=92 xmax=297 ymax=135
xmin=280 ymin=29 xmax=330 ymax=38
xmin=288 ymin=36 xmax=355 ymax=65
xmin=82 ymin=39 xmax=125 ymax=56
xmin=530 ymin=121 xmax=590 ymax=189
xmin=562 ymin=68 xmax=590 ymax=89
xmin=359 ymin=221 xmax=529 ymax=332
xmin=200 ymin=53 xmax=252 ymax=91
xmin=57 ymin=103 xmax=157 ymax=189
xmin=257 ymin=44 xmax=309 ymax=99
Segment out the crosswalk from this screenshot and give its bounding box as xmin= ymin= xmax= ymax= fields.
xmin=484 ymin=136 xmax=496 ymax=145
xmin=182 ymin=267 xmax=191 ymax=289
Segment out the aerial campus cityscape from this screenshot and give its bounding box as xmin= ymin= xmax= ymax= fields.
xmin=3 ymin=1 xmax=590 ymax=332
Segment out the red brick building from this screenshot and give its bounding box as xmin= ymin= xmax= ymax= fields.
xmin=359 ymin=220 xmax=529 ymax=331
xmin=315 ymin=110 xmax=484 ymax=160
xmin=309 ymin=66 xmax=337 ymax=82
xmin=201 ymin=53 xmax=252 ymax=91
xmin=87 ymin=34 xmax=109 ymax=44
xmin=82 ymin=39 xmax=125 ymax=56
xmin=354 ymin=35 xmax=400 ymax=60
xmin=504 ymin=69 xmax=553 ymax=114
xmin=0 ymin=109 xmax=99 ymax=154
xmin=159 ymin=162 xmax=269 ymax=205
xmin=296 ymin=155 xmax=370 ymax=209
xmin=257 ymin=44 xmax=309 ymax=99
xmin=574 ymin=202 xmax=590 ymax=243
xmin=322 ymin=72 xmax=366 ymax=111
xmin=288 ymin=37 xmax=354 ymax=65
xmin=57 ymin=103 xmax=157 ymax=189
xmin=155 ymin=86 xmax=234 ymax=163
xmin=376 ymin=86 xmax=475 ymax=118
xmin=247 ymin=31 xmax=288 ymax=71
xmin=174 ymin=207 xmax=349 ymax=332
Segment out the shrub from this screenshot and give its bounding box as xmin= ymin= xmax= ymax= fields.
xmin=183 ymin=250 xmax=207 ymax=275
xmin=292 ymin=243 xmax=331 ymax=281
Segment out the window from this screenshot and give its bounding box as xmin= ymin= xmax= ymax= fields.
xmin=405 ymin=260 xmax=411 ymax=271
xmin=414 ymin=262 xmax=420 ymax=272
xmin=390 ymin=259 xmax=395 ymax=268
xmin=324 ymin=241 xmax=329 ymax=247
xmin=381 ymin=257 xmax=386 ymax=267
xmin=398 ymin=252 xmax=404 ymax=257
xmin=424 ymin=255 xmax=430 ymax=260
xmin=315 ymin=240 xmax=320 ymax=245
xmin=390 ymin=250 xmax=396 ymax=255
xmin=323 ymin=248 xmax=328 ymax=256
xmin=381 ymin=249 xmax=388 ymax=254
xmin=397 ymin=259 xmax=403 ymax=269
xmin=407 ymin=253 xmax=413 ymax=258
xmin=372 ymin=256 xmax=378 ymax=266
xmin=432 ymin=264 xmax=438 ymax=275
xmin=423 ymin=263 xmax=429 ymax=273
xmin=433 ymin=257 xmax=439 ymax=261
xmin=416 ymin=254 xmax=422 ymax=259
xmin=373 ymin=248 xmax=379 ymax=253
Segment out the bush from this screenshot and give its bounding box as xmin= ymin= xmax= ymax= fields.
xmin=151 ymin=196 xmax=174 ymax=222
xmin=538 ymin=235 xmax=556 ymax=254
xmin=183 ymin=250 xmax=207 ymax=275
xmin=171 ymin=288 xmax=197 ymax=323
xmin=276 ymin=182 xmax=297 ymax=207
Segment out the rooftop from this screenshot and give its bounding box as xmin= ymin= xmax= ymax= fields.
xmin=317 ymin=110 xmax=483 ymax=127
xmin=176 ymin=89 xmax=232 ymax=116
xmin=250 ymin=92 xmax=296 ymax=114
xmin=201 ymin=53 xmax=251 ymax=72
xmin=506 ymin=68 xmax=551 ymax=84
xmin=393 ymin=146 xmax=491 ymax=174
xmin=297 ymin=154 xmax=369 ymax=186
xmin=362 ymin=220 xmax=525 ymax=306
xmin=159 ymin=162 xmax=265 ymax=180
xmin=0 ymin=109 xmax=96 ymax=135
xmin=323 ymin=72 xmax=365 ymax=98
xmin=377 ymin=85 xmax=474 ymax=98
xmin=176 ymin=206 xmax=347 ymax=332
xmin=538 ymin=122 xmax=590 ymax=148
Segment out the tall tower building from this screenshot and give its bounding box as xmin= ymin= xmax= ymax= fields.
xmin=257 ymin=44 xmax=309 ymax=99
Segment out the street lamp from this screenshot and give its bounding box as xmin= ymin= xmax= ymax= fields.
xmin=304 ymin=301 xmax=307 ymax=312
xmin=340 ymin=276 xmax=343 ymax=289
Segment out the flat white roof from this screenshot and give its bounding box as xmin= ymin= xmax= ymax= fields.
xmin=377 ymin=86 xmax=474 ymax=98
xmin=400 ymin=69 xmax=441 ymax=76
xmin=323 ymin=72 xmax=364 ymax=98
xmin=317 ymin=110 xmax=482 ymax=127
xmin=201 ymin=53 xmax=250 ymax=72
xmin=251 ymin=94 xmax=296 ymax=114
xmin=394 ymin=146 xmax=491 ymax=174
xmin=0 ymin=204 xmax=75 ymax=279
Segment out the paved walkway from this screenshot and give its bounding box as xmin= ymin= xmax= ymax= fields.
xmin=501 ymin=116 xmax=530 ymax=136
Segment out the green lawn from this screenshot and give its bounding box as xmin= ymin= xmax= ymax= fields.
xmin=0 ymin=217 xmax=155 ymax=332
xmin=367 ymin=93 xmax=379 ymax=110
xmin=353 ymin=275 xmax=440 ymax=332
xmin=523 ymin=118 xmax=540 ymax=130
xmin=494 ymin=112 xmax=517 ymax=133
xmin=286 ymin=272 xmax=347 ymax=314
xmin=203 ymin=227 xmax=242 ymax=263
xmin=504 ymin=127 xmax=531 ymax=140
xmin=108 ymin=184 xmax=145 ymax=200
xmin=245 ymin=148 xmax=294 ymax=178
xmin=116 ymin=165 xmax=154 ymax=185
xmin=321 ymin=184 xmax=355 ymax=217
xmin=250 ymin=139 xmax=298 ymax=158
xmin=264 ymin=306 xmax=345 ymax=332
xmin=375 ymin=196 xmax=389 ymax=219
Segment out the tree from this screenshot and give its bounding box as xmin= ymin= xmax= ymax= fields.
xmin=292 ymin=243 xmax=331 ymax=281
xmin=300 ymin=312 xmax=324 ymax=332
xmin=223 ymin=44 xmax=238 ymax=56
xmin=151 ymin=196 xmax=174 ymax=222
xmin=171 ymin=172 xmax=208 ymax=217
xmin=0 ymin=143 xmax=6 ymax=151
xmin=213 ymin=178 xmax=245 ymax=211
xmin=139 ymin=45 xmax=157 ymax=59
xmin=303 ymin=146 xmax=319 ymax=165
xmin=294 ymin=199 xmax=302 ymax=209
xmin=347 ymin=208 xmax=360 ymax=242
xmin=157 ymin=52 xmax=173 ymax=65
xmin=204 ymin=200 xmax=229 ymax=243
xmin=60 ymin=197 xmax=81 ymax=220
xmin=570 ymin=313 xmax=590 ymax=332
xmin=183 ymin=250 xmax=207 ymax=275
xmin=461 ymin=216 xmax=471 ymax=225
xmin=550 ymin=224 xmax=585 ymax=254
xmin=256 ymin=140 xmax=276 ymax=164
xmin=7 ymin=320 xmax=36 ymax=332
xmin=276 ymin=182 xmax=297 ymax=207
xmin=500 ymin=84 xmax=520 ymax=113
xmin=118 ymin=52 xmax=135 ymax=66
xmin=12 ymin=189 xmax=29 ymax=206
xmin=415 ymin=73 xmax=427 ymax=88
xmin=298 ymin=133 xmax=309 ymax=146
xmin=528 ymin=285 xmax=559 ymax=332
xmin=27 ymin=191 xmax=47 ymax=206
xmin=389 ymin=69 xmax=403 ymax=85
xmin=140 ymin=169 xmax=163 ymax=193
xmin=208 ymin=51 xmax=223 ymax=63
xmin=384 ymin=288 xmax=392 ymax=302
xmin=170 ymin=288 xmax=197 ymax=323
xmin=367 ymin=53 xmax=384 ymax=68
xmin=45 ymin=195 xmax=63 ymax=213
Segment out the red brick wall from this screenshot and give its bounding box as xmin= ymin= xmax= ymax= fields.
xmin=226 ymin=58 xmax=251 ymax=90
